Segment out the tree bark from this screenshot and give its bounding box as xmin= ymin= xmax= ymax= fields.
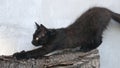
xmin=0 ymin=49 xmax=100 ymax=68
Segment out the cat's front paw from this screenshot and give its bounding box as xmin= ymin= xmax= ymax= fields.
xmin=13 ymin=51 xmax=28 ymax=60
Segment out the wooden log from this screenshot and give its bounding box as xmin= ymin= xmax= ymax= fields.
xmin=0 ymin=49 xmax=100 ymax=68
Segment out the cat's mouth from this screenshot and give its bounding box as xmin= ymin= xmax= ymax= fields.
xmin=32 ymin=41 xmax=39 ymax=46
xmin=32 ymin=40 xmax=46 ymax=46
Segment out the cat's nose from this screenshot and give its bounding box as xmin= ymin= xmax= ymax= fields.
xmin=32 ymin=41 xmax=36 ymax=45
xmin=32 ymin=41 xmax=40 ymax=46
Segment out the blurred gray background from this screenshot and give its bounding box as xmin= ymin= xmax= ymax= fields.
xmin=0 ymin=0 xmax=120 ymax=68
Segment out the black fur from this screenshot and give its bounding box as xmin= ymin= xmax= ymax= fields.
xmin=13 ymin=7 xmax=120 ymax=60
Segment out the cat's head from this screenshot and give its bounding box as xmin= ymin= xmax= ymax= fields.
xmin=32 ymin=22 xmax=56 ymax=46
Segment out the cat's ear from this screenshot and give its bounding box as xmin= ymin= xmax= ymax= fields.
xmin=35 ymin=22 xmax=40 ymax=29
xmin=40 ymin=24 xmax=47 ymax=30
xmin=39 ymin=24 xmax=48 ymax=33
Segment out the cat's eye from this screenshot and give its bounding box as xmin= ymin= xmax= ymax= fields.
xmin=36 ymin=37 xmax=39 ymax=41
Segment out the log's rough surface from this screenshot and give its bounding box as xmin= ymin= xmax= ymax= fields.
xmin=0 ymin=49 xmax=100 ymax=68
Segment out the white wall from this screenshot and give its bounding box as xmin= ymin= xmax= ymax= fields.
xmin=0 ymin=0 xmax=42 ymax=54
xmin=0 ymin=0 xmax=120 ymax=68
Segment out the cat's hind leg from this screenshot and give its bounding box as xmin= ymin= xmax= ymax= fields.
xmin=79 ymin=36 xmax=102 ymax=52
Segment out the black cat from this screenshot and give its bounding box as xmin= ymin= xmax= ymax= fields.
xmin=13 ymin=7 xmax=120 ymax=60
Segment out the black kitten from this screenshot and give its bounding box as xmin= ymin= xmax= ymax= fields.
xmin=13 ymin=7 xmax=120 ymax=60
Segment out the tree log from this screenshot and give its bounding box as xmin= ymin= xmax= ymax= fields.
xmin=0 ymin=49 xmax=100 ymax=68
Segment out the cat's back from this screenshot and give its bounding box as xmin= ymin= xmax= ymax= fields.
xmin=66 ymin=7 xmax=111 ymax=32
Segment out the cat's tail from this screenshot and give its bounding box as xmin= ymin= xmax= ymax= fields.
xmin=110 ymin=10 xmax=120 ymax=23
